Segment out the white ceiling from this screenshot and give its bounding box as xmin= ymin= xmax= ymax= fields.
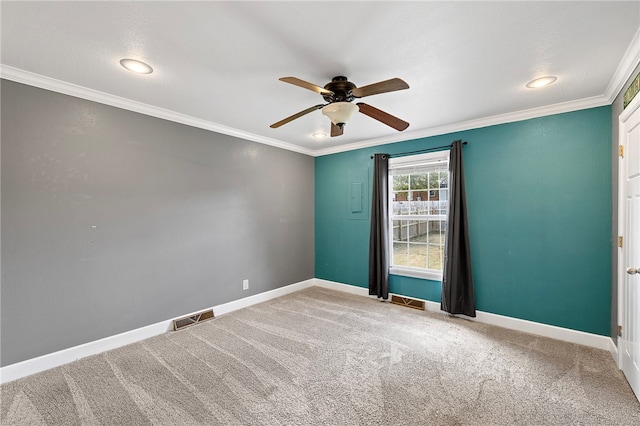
xmin=1 ymin=1 xmax=639 ymax=156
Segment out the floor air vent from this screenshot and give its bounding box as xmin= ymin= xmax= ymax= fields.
xmin=391 ymin=295 xmax=425 ymax=311
xmin=173 ymin=309 xmax=215 ymax=331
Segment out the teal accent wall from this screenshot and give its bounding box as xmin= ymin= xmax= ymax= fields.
xmin=315 ymin=106 xmax=612 ymax=336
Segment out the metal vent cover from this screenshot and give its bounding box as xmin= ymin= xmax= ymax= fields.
xmin=391 ymin=295 xmax=425 ymax=311
xmin=173 ymin=309 xmax=215 ymax=331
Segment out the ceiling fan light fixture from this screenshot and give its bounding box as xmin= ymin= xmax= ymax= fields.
xmin=525 ymin=75 xmax=557 ymax=88
xmin=322 ymin=102 xmax=359 ymax=126
xmin=120 ymin=58 xmax=153 ymax=74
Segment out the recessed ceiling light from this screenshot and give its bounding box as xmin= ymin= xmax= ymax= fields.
xmin=312 ymin=132 xmax=327 ymax=139
xmin=119 ymin=58 xmax=153 ymax=74
xmin=525 ymin=76 xmax=557 ymax=89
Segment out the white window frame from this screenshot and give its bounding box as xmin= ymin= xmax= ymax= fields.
xmin=388 ymin=150 xmax=449 ymax=281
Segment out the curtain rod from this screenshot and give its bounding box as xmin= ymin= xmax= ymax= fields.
xmin=371 ymin=140 xmax=467 ymax=159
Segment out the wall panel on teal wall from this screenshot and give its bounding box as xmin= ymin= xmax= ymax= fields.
xmin=315 ymin=106 xmax=612 ymax=336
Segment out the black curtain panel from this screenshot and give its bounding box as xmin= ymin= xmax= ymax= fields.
xmin=441 ymin=140 xmax=476 ymax=317
xmin=369 ymin=153 xmax=390 ymax=300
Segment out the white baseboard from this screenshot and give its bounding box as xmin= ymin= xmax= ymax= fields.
xmin=0 ymin=277 xmax=616 ymax=384
xmin=313 ymin=278 xmax=371 ymax=296
xmin=313 ymin=279 xmax=616 ymax=352
xmin=0 ymin=320 xmax=172 ymax=385
xmin=0 ymin=278 xmax=316 ymax=384
xmin=213 ymin=279 xmax=315 ymax=316
xmin=468 ymin=307 xmax=613 ymax=351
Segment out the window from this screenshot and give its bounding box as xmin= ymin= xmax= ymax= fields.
xmin=389 ymin=150 xmax=449 ymax=280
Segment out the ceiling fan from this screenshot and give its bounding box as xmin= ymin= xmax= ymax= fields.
xmin=270 ymin=76 xmax=410 ymax=137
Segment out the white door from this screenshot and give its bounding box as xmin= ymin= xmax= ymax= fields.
xmin=619 ymin=94 xmax=640 ymax=401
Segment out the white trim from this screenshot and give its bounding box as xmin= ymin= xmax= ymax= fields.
xmin=211 ymin=279 xmax=315 ymax=316
xmin=616 ymin=93 xmax=640 ymax=372
xmin=316 ymin=29 xmax=640 ymax=157
xmin=0 ymin=65 xmax=315 ymax=157
xmin=0 ymin=321 xmax=171 ymax=385
xmin=313 ymin=278 xmax=371 ymax=297
xmin=465 ymin=308 xmax=612 ymax=351
xmin=312 ymin=95 xmax=609 ymax=156
xmin=313 ymin=279 xmax=615 ymax=352
xmin=605 ymin=27 xmax=640 ymax=103
xmin=389 ymin=267 xmax=443 ymax=281
xmin=0 ymin=277 xmax=619 ymax=383
xmin=1 ymin=56 xmax=635 ymax=159
xmin=0 ymin=279 xmax=315 ymax=384
xmin=388 ymin=150 xmax=448 ymax=280
xmin=617 ymin=102 xmax=627 ymax=369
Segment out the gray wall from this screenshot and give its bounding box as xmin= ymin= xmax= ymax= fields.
xmin=611 ymin=62 xmax=640 ymax=344
xmin=1 ymin=80 xmax=315 ymax=366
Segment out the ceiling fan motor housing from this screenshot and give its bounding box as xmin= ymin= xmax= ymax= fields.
xmin=323 ymin=76 xmax=356 ymax=103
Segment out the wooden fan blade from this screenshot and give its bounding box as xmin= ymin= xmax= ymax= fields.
xmin=270 ymin=104 xmax=325 ymax=128
xmin=279 ymin=77 xmax=334 ymax=96
xmin=351 ymin=78 xmax=409 ymax=98
xmin=357 ymin=103 xmax=409 ymax=131
xmin=330 ymin=122 xmax=344 ymax=137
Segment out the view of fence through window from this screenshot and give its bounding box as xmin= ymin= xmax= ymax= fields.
xmin=390 ymin=158 xmax=449 ymax=272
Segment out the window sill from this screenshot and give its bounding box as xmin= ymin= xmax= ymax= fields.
xmin=389 ymin=267 xmax=443 ymax=282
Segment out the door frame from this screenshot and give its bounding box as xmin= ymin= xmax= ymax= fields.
xmin=617 ymin=93 xmax=640 ymax=368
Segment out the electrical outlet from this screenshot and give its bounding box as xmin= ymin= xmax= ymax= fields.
xmin=242 ymin=279 xmax=249 ymax=291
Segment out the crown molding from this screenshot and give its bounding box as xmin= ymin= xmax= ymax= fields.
xmin=0 ymin=65 xmax=315 ymax=157
xmin=315 ymin=28 xmax=640 ymax=157
xmin=312 ymin=94 xmax=610 ymax=157
xmin=604 ymin=27 xmax=640 ymax=103
xmin=3 ymin=40 xmax=638 ymax=159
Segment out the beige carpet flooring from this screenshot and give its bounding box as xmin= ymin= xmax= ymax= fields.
xmin=1 ymin=286 xmax=639 ymax=425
